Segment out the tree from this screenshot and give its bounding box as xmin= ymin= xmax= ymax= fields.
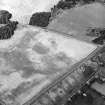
xmin=56 ymin=0 xmax=76 ymax=9
xmin=29 ymin=12 xmax=51 ymax=27
xmin=0 ymin=21 xmax=18 ymax=39
xmin=0 ymin=10 xmax=12 ymax=24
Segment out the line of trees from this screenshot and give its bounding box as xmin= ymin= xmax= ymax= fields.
xmin=0 ymin=10 xmax=18 ymax=40
xmin=29 ymin=0 xmax=100 ymax=28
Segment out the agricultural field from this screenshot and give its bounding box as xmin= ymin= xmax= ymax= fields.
xmin=0 ymin=24 xmax=97 ymax=105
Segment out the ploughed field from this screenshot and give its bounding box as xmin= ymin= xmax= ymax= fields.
xmin=0 ymin=24 xmax=96 ymax=105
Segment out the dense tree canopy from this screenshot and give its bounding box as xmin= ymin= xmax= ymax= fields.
xmin=0 ymin=21 xmax=18 ymax=39
xmin=86 ymin=27 xmax=105 ymax=45
xmin=29 ymin=12 xmax=51 ymax=27
xmin=0 ymin=10 xmax=12 ymax=24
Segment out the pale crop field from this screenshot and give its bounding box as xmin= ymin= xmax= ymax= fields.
xmin=0 ymin=25 xmax=97 ymax=105
xmin=48 ymin=3 xmax=105 ymax=42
